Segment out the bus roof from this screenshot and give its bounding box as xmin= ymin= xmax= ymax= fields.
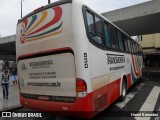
xmin=18 ymin=0 xmax=72 ymax=24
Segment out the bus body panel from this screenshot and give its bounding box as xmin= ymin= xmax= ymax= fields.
xmin=18 ymin=52 xmax=76 ymax=98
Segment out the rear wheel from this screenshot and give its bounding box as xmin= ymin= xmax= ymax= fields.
xmin=120 ymin=80 xmax=127 ymax=102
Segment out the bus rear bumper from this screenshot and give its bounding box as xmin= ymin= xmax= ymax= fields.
xmin=20 ymin=93 xmax=94 ymax=118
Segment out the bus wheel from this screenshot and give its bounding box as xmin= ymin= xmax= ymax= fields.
xmin=120 ymin=80 xmax=127 ymax=102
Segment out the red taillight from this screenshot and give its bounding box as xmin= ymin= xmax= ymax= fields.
xmin=76 ymin=78 xmax=87 ymax=92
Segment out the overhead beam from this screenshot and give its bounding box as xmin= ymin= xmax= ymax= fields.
xmin=102 ymin=0 xmax=160 ymax=36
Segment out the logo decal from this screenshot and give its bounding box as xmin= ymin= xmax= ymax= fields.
xmin=19 ymin=6 xmax=63 ymax=44
xmin=20 ymin=34 xmax=26 ymax=43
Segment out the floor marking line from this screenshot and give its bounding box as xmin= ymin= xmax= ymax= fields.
xmin=135 ymin=86 xmax=160 ymax=120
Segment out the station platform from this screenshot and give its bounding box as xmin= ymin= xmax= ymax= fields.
xmin=0 ymin=84 xmax=21 ymax=111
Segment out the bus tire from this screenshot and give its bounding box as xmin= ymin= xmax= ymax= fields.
xmin=120 ymin=79 xmax=127 ymax=102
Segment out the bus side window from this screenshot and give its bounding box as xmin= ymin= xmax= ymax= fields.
xmin=123 ymin=35 xmax=129 ymax=52
xmin=104 ymin=23 xmax=111 ymax=48
xmin=132 ymin=41 xmax=136 ymax=53
xmin=139 ymin=44 xmax=141 ymax=55
xmin=137 ymin=44 xmax=140 ymax=54
xmin=117 ymin=31 xmax=124 ymax=51
xmin=86 ymin=11 xmax=104 ymax=47
xmin=135 ymin=43 xmax=137 ymax=54
xmin=113 ymin=28 xmax=119 ymax=49
xmin=86 ymin=11 xmax=96 ymax=34
xmin=130 ymin=39 xmax=134 ymax=53
xmin=127 ymin=37 xmax=132 ymax=52
xmin=139 ymin=44 xmax=143 ymax=55
xmin=95 ymin=16 xmax=104 ymax=37
xmin=131 ymin=40 xmax=134 ymax=53
xmin=110 ymin=26 xmax=119 ymax=49
xmin=135 ymin=43 xmax=139 ymax=54
xmin=134 ymin=42 xmax=137 ymax=53
xmin=93 ymin=16 xmax=104 ymax=45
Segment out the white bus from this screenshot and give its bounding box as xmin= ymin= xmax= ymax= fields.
xmin=16 ymin=0 xmax=143 ymax=118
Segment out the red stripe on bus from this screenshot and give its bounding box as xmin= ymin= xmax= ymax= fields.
xmin=20 ymin=93 xmax=94 ymax=118
xmin=20 ymin=78 xmax=123 ymax=118
xmin=26 ymin=6 xmax=62 ymax=36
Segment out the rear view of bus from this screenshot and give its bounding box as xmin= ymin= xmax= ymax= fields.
xmin=16 ymin=0 xmax=89 ymax=117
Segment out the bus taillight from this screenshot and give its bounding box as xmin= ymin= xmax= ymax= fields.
xmin=76 ymin=78 xmax=87 ymax=97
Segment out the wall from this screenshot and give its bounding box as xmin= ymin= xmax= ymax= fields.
xmin=155 ymin=33 xmax=160 ymax=48
xmin=139 ymin=33 xmax=160 ymax=49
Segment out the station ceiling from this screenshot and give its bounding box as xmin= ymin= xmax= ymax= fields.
xmin=102 ymin=0 xmax=160 ymax=36
xmin=108 ymin=13 xmax=160 ymax=36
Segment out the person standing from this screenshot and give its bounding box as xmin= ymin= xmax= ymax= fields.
xmin=10 ymin=64 xmax=17 ymax=86
xmin=1 ymin=70 xmax=10 ymax=99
